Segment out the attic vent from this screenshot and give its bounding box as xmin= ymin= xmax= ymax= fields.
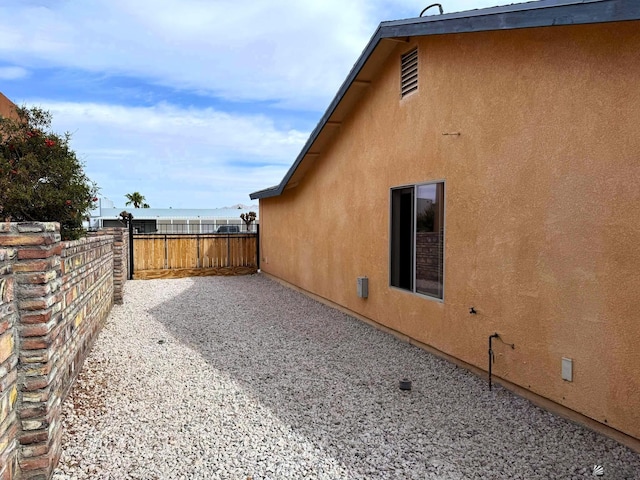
xmin=401 ymin=48 xmax=418 ymax=97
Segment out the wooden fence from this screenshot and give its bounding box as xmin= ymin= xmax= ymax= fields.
xmin=133 ymin=233 xmax=258 ymax=279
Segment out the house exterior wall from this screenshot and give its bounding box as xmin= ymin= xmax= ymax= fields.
xmin=258 ymin=21 xmax=640 ymax=442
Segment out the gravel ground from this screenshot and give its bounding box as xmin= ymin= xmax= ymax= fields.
xmin=53 ymin=275 xmax=640 ymax=479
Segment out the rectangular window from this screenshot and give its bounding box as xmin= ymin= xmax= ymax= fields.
xmin=390 ymin=182 xmax=444 ymax=300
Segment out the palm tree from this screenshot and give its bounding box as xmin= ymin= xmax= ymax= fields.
xmin=125 ymin=192 xmax=150 ymax=208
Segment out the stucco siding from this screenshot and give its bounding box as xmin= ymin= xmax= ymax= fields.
xmin=0 ymin=92 xmax=17 ymax=119
xmin=258 ymin=21 xmax=640 ymax=441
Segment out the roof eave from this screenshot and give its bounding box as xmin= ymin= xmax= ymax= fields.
xmin=250 ymin=24 xmax=387 ymax=201
xmin=249 ymin=185 xmax=281 ymax=200
xmin=249 ymin=0 xmax=640 ymax=201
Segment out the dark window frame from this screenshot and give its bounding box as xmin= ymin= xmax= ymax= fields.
xmin=390 ymin=181 xmax=445 ymax=301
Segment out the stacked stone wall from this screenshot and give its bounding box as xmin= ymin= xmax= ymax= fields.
xmin=58 ymin=236 xmax=114 ymax=400
xmin=0 ymin=223 xmax=127 ymax=479
xmin=0 ymin=234 xmax=19 ymax=480
xmin=90 ymin=228 xmax=128 ymax=304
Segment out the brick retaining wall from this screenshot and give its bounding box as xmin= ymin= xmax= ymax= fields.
xmin=0 ymin=223 xmax=128 ymax=479
xmin=90 ymin=228 xmax=128 ymax=304
xmin=0 ymin=240 xmax=19 ymax=480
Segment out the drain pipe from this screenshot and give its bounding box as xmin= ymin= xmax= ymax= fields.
xmin=127 ymin=213 xmax=134 ymax=280
xmin=488 ymin=333 xmax=499 ymax=391
xmin=488 ymin=332 xmax=515 ymax=391
xmin=420 ymin=3 xmax=444 ymax=16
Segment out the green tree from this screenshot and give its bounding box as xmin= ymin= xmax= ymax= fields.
xmin=0 ymin=106 xmax=98 ymax=240
xmin=125 ymin=192 xmax=150 ymax=208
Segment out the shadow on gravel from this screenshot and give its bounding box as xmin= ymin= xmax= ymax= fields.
xmin=148 ymin=275 xmax=640 ymax=480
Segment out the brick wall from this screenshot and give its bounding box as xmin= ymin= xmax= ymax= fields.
xmin=416 ymin=231 xmax=443 ymax=283
xmin=90 ymin=228 xmax=128 ymax=304
xmin=0 ymin=223 xmax=128 ymax=479
xmin=0 ymin=239 xmax=19 ymax=480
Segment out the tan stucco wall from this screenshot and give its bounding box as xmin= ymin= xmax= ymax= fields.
xmin=259 ymin=21 xmax=640 ymax=441
xmin=0 ymin=92 xmax=17 ymax=119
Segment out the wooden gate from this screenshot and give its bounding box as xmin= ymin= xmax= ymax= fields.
xmin=133 ymin=233 xmax=258 ymax=279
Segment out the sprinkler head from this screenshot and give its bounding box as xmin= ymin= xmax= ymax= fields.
xmin=399 ymin=379 xmax=412 ymax=391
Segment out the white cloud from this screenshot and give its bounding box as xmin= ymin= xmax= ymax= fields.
xmin=0 ymin=1 xmax=533 ymax=110
xmin=4 ymin=0 xmax=525 ymax=109
xmin=5 ymin=0 xmax=534 ymax=208
xmin=0 ymin=66 xmax=29 ymax=80
xmin=0 ymin=0 xmax=384 ymax=109
xmin=27 ymin=100 xmax=306 ymax=208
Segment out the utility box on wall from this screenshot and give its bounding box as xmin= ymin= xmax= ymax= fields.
xmin=357 ymin=277 xmax=368 ymax=298
xmin=562 ymin=357 xmax=573 ymax=381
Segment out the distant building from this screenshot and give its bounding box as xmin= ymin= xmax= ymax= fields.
xmin=0 ymin=91 xmax=17 ymax=119
xmin=89 ymin=199 xmax=259 ymax=234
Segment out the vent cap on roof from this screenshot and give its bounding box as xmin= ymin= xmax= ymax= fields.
xmin=401 ymin=48 xmax=418 ymax=97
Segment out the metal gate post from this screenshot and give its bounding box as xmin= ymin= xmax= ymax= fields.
xmin=164 ymin=235 xmax=168 ymax=269
xmin=256 ymin=223 xmax=260 ymax=270
xmin=197 ymin=234 xmax=201 ymax=268
xmin=128 ymin=213 xmax=134 ymax=280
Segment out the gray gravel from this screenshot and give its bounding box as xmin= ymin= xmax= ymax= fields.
xmin=53 ymin=275 xmax=640 ymax=479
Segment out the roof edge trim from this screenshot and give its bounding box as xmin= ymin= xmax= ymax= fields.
xmin=250 ymin=0 xmax=640 ymax=200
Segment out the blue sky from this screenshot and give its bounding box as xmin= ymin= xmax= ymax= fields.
xmin=0 ymin=0 xmax=530 ymax=209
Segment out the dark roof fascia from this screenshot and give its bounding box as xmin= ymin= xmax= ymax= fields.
xmin=250 ymin=0 xmax=640 ymax=200
xmin=249 ymin=185 xmax=280 ymax=198
xmin=380 ymin=0 xmax=640 ymax=36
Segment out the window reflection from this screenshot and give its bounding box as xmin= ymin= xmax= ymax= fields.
xmin=415 ymin=183 xmax=444 ymax=298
